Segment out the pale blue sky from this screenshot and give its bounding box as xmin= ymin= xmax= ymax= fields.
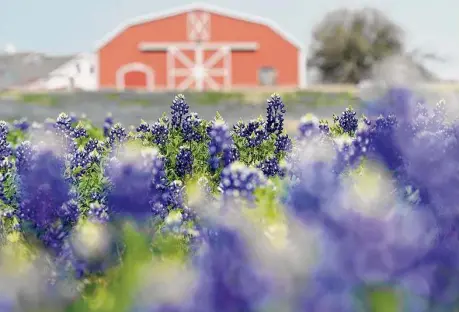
xmin=0 ymin=0 xmax=456 ymax=79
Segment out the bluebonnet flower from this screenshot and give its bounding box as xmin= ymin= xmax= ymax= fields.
xmin=298 ymin=114 xmax=321 ymax=138
xmin=106 ymin=149 xmax=170 ymax=221
xmin=175 ymin=147 xmax=193 ymax=178
xmin=223 ymin=144 xmax=240 ymax=166
xmin=337 ymin=107 xmax=359 ymax=134
xmin=362 ymin=116 xmax=371 ymax=126
xmin=363 ymin=87 xmax=424 ymax=124
xmin=234 ymin=119 xmax=267 ymax=147
xmin=274 ymin=134 xmax=292 ymax=154
xmin=166 ymin=180 xmax=187 ymax=213
xmin=257 ymin=157 xmax=286 ymax=178
xmin=432 ymin=99 xmax=446 ymax=126
xmin=188 ymin=226 xmax=271 ymax=312
xmin=55 ymin=113 xmax=73 ymax=136
xmin=171 ymin=94 xmax=189 ymax=129
xmin=219 ymin=162 xmax=266 ymax=201
xmin=0 ymin=122 xmax=12 ymax=162
xmin=232 ymin=120 xmax=246 ymax=137
xmin=359 ymin=114 xmax=403 ymax=174
xmin=334 ymin=135 xmax=368 ymax=172
xmin=319 ymin=120 xmax=330 ymax=134
xmin=247 ymin=121 xmax=267 ymax=148
xmin=103 ymin=114 xmax=114 ymax=137
xmin=85 ymin=138 xmax=98 ymax=153
xmin=149 ymin=154 xmax=170 ymax=219
xmin=106 ymin=159 xmax=156 ymax=220
xmin=151 ymin=121 xmax=169 ymax=145
xmin=107 ymin=123 xmax=127 ymax=146
xmin=373 ymin=114 xmax=397 ymax=130
xmin=0 ymin=173 xmax=9 ymax=204
xmin=136 ymin=121 xmax=150 ymax=134
xmin=71 ymin=124 xmax=87 ymax=139
xmin=16 ymin=149 xmax=78 ymax=255
xmin=334 ymin=113 xmax=400 ymax=172
xmin=286 ymin=160 xmax=340 ymax=224
xmin=265 ymin=93 xmax=286 ymax=135
xmin=207 ymin=120 xmax=234 ymax=171
xmin=88 ymin=203 xmax=110 ymax=223
xmin=67 ymin=145 xmax=99 ymax=177
xmin=13 ymin=118 xmax=30 ymax=131
xmin=292 ymin=94 xmax=459 ymax=310
xmin=55 ymin=221 xmax=120 ymax=281
xmin=14 ymin=141 xmax=33 ymax=175
xmin=286 ymin=157 xmax=431 ymax=310
xmin=182 ymin=112 xmax=203 ymax=142
xmin=0 ymin=121 xmax=10 ymax=139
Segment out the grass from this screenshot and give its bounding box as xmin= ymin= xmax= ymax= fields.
xmin=100 ymin=90 xmax=357 ymax=107
xmin=118 ymin=99 xmax=152 ymax=106
xmin=186 ymin=91 xmax=245 ymax=105
xmin=280 ymin=90 xmax=357 ymax=108
xmin=9 ymin=90 xmax=359 ymax=109
xmin=19 ymin=93 xmax=58 ymax=106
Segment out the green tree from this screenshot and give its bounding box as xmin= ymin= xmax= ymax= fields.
xmin=307 ymin=8 xmax=405 ymax=83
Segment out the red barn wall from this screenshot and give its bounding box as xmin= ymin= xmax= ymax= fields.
xmin=209 ymin=12 xmax=299 ymax=87
xmin=98 ymin=10 xmax=300 ymax=90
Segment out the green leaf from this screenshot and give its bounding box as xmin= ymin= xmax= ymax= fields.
xmin=363 ymin=286 xmax=400 ymax=312
xmin=214 ymin=111 xmax=224 ymax=121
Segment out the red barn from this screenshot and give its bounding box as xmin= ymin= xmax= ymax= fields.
xmin=95 ymin=3 xmax=306 ymax=91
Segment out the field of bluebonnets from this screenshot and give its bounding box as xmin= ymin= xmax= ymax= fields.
xmin=0 ymin=88 xmax=457 ymax=312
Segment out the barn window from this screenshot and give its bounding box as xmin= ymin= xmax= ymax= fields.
xmin=89 ymin=65 xmax=94 ymax=74
xmin=258 ymin=67 xmax=277 ymax=86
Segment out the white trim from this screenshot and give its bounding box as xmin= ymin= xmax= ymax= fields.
xmin=95 ymin=2 xmax=308 ymax=87
xmin=96 ymin=53 xmax=100 ymax=90
xmin=187 ymin=11 xmax=210 ymax=41
xmin=165 ymin=45 xmax=232 ymax=91
xmin=299 ymin=49 xmax=307 ymax=88
xmin=224 ymin=50 xmax=231 ymax=89
xmin=167 ymin=52 xmax=174 ymax=89
xmin=115 ymin=62 xmax=154 ymax=91
xmin=139 ymin=42 xmax=258 ymax=51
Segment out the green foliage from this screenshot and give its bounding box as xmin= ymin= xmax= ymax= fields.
xmin=151 ymin=230 xmax=190 ymax=261
xmin=75 ymin=165 xmax=107 ymax=214
xmin=308 ymin=8 xmax=404 ymax=83
xmin=253 ymin=180 xmax=285 ymax=223
xmin=79 ymin=119 xmax=105 ymax=141
xmin=20 ymin=93 xmax=58 ymax=106
xmin=7 ymin=128 xmax=28 ymax=147
xmin=232 ymin=117 xmax=277 ymax=166
xmin=282 ymin=91 xmax=357 ymax=108
xmin=361 ymin=286 xmax=400 ymax=312
xmin=329 ymin=115 xmax=346 ymax=136
xmin=189 ymin=91 xmax=245 ymax=105
xmin=67 ymin=224 xmax=153 ymax=312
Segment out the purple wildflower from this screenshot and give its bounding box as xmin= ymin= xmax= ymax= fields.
xmin=265 ymin=93 xmax=286 ymax=135
xmin=171 ymin=94 xmax=189 ymax=129
xmin=175 ymin=147 xmax=193 ymax=178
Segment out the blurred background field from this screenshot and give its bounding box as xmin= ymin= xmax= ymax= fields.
xmin=0 ymin=88 xmax=359 ymax=128
xmin=0 ymin=83 xmax=455 ymax=130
